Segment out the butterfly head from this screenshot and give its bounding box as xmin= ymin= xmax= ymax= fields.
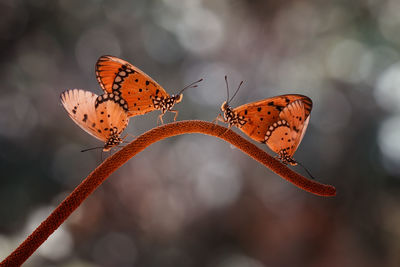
xmin=220 ymin=101 xmax=231 ymax=121
xmin=221 ymin=76 xmax=244 ymax=123
xmin=220 ymin=101 xmax=241 ymax=126
xmin=173 ymin=94 xmax=183 ymax=104
xmin=220 ymin=101 xmax=229 ymax=112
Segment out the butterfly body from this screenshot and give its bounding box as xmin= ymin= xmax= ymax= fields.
xmin=220 ymin=94 xmax=312 ymax=165
xmin=61 ymin=89 xmax=128 ymax=151
xmin=95 ymin=55 xmax=188 ymax=123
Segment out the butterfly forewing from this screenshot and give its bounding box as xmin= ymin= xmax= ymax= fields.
xmin=96 ymin=55 xmax=170 ymax=116
xmin=61 ymin=89 xmax=128 ymax=143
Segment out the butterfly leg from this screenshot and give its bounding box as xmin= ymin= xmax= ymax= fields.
xmin=101 ymin=150 xmax=105 ymax=162
xmin=121 ymin=133 xmax=135 ymax=143
xmin=221 ymin=125 xmax=232 ymax=136
xmin=170 ymin=109 xmax=179 ymax=121
xmin=157 ymin=113 xmax=165 ymax=125
xmin=212 ymin=113 xmax=224 ymax=125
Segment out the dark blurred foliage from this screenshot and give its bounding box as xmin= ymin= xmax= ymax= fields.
xmin=1 ymin=0 xmax=400 ymax=266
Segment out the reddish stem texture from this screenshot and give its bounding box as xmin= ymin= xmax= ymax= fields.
xmin=1 ymin=120 xmax=336 ymax=266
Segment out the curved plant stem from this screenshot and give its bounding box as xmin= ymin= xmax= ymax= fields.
xmin=0 ymin=120 xmax=336 ymax=266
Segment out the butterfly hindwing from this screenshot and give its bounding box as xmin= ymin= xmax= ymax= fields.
xmin=277 ymin=100 xmax=310 ymax=157
xmin=61 ymin=89 xmax=128 ymax=145
xmin=264 ymin=121 xmax=292 ymax=155
xmin=96 ymin=55 xmax=170 ymax=116
xmin=94 ymin=96 xmax=129 ymax=137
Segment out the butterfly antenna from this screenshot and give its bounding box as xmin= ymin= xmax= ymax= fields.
xmin=224 ymin=75 xmax=230 ymax=104
xmin=177 ymin=78 xmax=203 ymax=95
xmin=296 ymin=161 xmax=316 ymax=180
xmin=81 ymin=147 xmax=103 ymax=152
xmin=228 ymin=80 xmax=243 ymax=104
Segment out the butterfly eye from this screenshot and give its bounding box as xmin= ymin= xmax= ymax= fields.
xmin=175 ymin=94 xmax=183 ymax=103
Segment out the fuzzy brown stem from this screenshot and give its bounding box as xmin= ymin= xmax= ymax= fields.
xmin=0 ymin=120 xmax=335 ymax=266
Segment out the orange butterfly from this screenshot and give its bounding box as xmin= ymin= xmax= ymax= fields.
xmin=61 ymin=89 xmax=129 ymax=151
xmin=218 ymin=77 xmax=312 ymax=165
xmin=95 ymin=55 xmax=202 ymax=124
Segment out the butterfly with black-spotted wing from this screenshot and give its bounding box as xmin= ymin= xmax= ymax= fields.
xmin=95 ymin=55 xmax=202 ymax=124
xmin=61 ymin=89 xmax=129 ymax=151
xmin=218 ymin=77 xmax=312 ymax=166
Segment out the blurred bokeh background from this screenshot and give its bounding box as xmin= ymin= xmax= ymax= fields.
xmin=1 ymin=0 xmax=400 ymax=266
